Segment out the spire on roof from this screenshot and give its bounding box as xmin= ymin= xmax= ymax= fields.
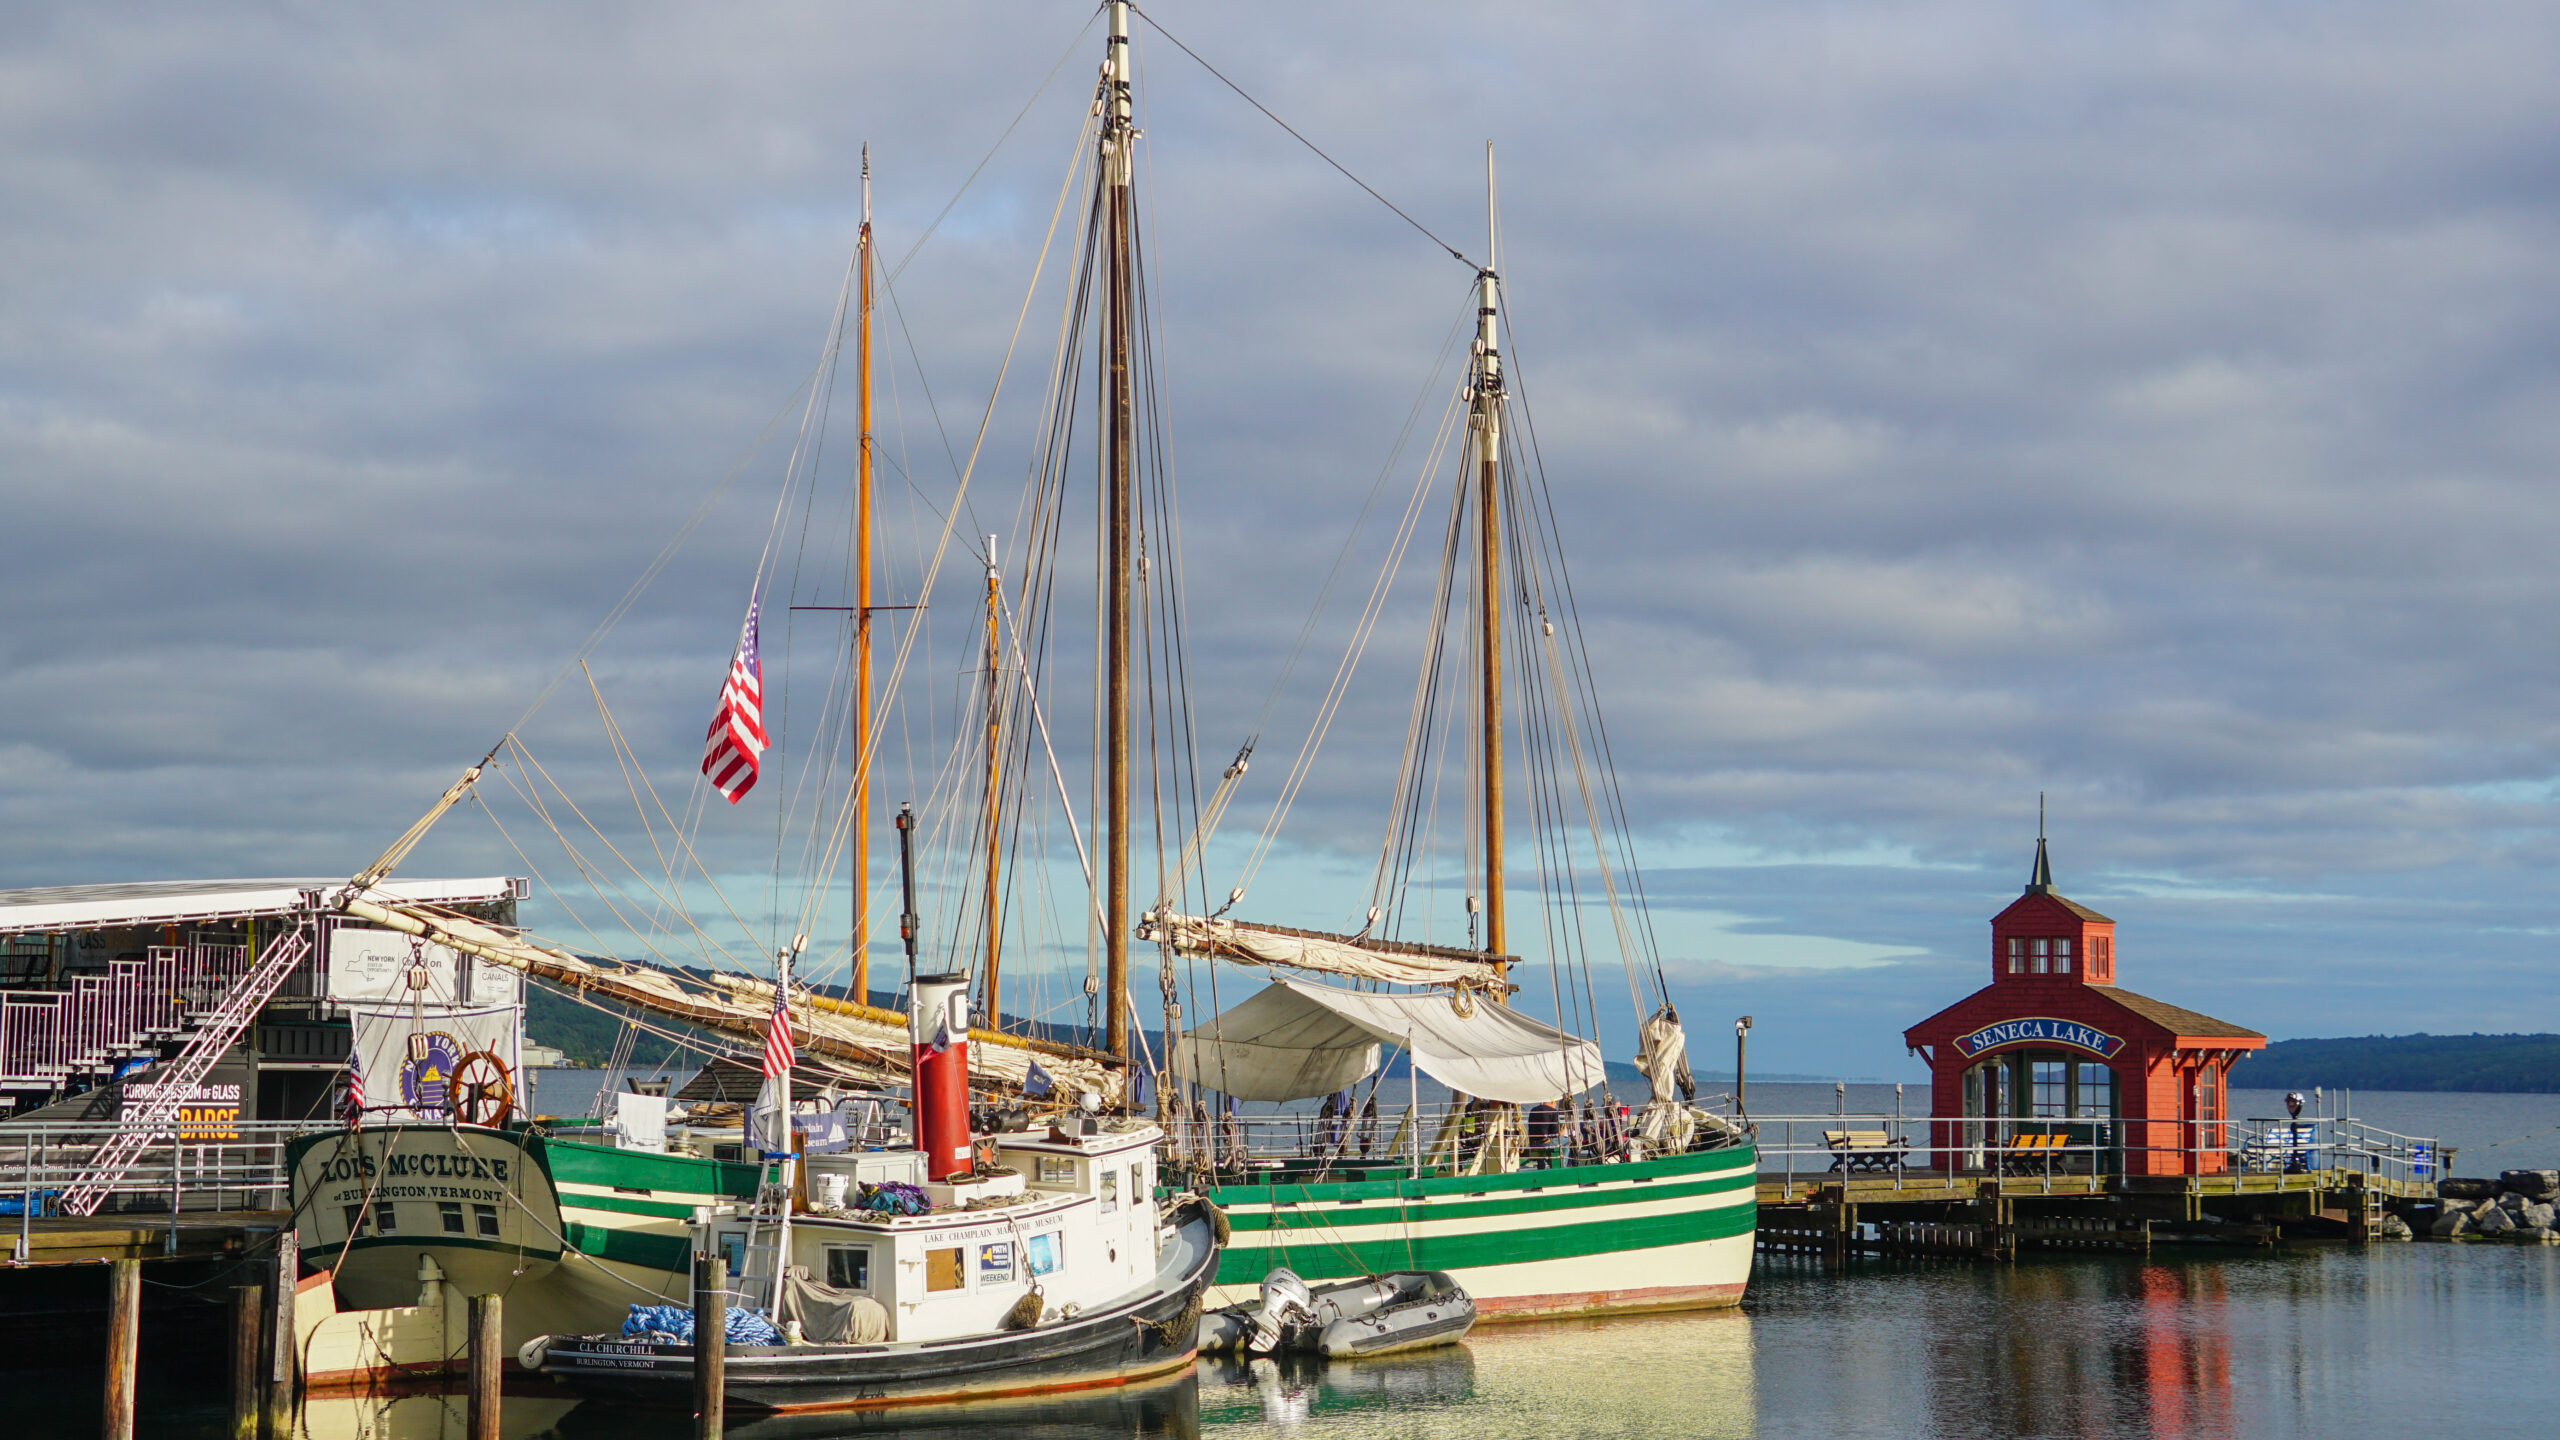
xmin=2027 ymin=793 xmax=2054 ymax=894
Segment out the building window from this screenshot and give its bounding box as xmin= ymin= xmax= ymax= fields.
xmin=473 ymin=1204 xmax=500 ymax=1238
xmin=2007 ymin=938 xmax=2025 ymax=974
xmin=438 ymin=1202 xmax=465 ymax=1235
xmin=2202 ymin=1061 xmax=2222 ymax=1149
xmin=2053 ymin=938 xmax=2072 ymax=974
xmin=2031 ymin=938 xmax=2050 ymax=974
xmin=2074 ymin=1063 xmax=2113 ymax=1119
xmin=2032 ymin=1059 xmax=2067 ymax=1118
xmin=926 ymin=1247 xmax=966 ymax=1292
xmin=825 ymin=1245 xmax=870 ymax=1290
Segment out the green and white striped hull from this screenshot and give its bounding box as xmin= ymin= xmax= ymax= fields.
xmin=1201 ymin=1141 xmax=1756 ymax=1320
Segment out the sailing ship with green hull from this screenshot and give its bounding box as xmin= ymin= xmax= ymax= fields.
xmin=1152 ymin=151 xmax=1758 ymax=1318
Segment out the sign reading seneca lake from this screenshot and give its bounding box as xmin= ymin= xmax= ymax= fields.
xmin=1953 ymin=1017 xmax=2126 ymax=1060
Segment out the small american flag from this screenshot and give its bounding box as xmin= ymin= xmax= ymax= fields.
xmin=701 ymin=588 xmax=766 ymax=803
xmin=343 ymin=1059 xmax=365 ymax=1119
xmin=762 ymin=984 xmax=795 ymax=1081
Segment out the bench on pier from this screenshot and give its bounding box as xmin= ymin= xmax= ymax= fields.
xmin=1825 ymin=1129 xmax=1908 ymax=1174
xmin=1999 ymin=1132 xmax=2068 ymax=1174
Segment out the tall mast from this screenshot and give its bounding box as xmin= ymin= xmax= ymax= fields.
xmin=851 ymin=146 xmax=876 ymax=1005
xmin=1101 ymin=0 xmax=1135 ymax=1063
xmin=981 ymin=535 xmax=1004 ymax=1028
xmin=1474 ymin=143 xmax=1507 ymax=977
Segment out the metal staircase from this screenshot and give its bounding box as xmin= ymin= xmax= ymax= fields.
xmin=57 ymin=918 xmax=318 ymax=1216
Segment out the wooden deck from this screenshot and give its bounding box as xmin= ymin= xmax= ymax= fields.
xmin=3 ymin=1210 xmax=288 ymax=1266
xmin=1756 ymin=1165 xmax=2433 ymax=1208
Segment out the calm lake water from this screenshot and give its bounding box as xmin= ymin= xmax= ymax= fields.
xmin=25 ymin=1088 xmax=2560 ymax=1437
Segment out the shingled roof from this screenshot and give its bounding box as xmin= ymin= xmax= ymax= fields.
xmin=2100 ymin=987 xmax=2264 ymax=1041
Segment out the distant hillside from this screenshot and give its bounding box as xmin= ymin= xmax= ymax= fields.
xmin=2243 ymin=1034 xmax=2560 ymax=1094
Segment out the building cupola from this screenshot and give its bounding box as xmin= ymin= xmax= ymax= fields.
xmin=1988 ymin=809 xmax=2118 ymax=986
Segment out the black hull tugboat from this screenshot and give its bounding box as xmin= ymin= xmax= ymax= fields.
xmin=529 ymin=1194 xmax=1221 ymax=1413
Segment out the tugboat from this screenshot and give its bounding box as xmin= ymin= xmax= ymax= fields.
xmin=527 ymin=973 xmax=1221 ymax=1411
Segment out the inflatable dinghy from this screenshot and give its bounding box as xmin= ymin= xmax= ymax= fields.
xmin=1199 ymin=1268 xmax=1476 ymax=1359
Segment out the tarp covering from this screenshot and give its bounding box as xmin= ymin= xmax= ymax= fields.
xmin=1172 ymin=977 xmax=1605 ymax=1104
xmin=1147 ymin=911 xmax=1503 ymax=987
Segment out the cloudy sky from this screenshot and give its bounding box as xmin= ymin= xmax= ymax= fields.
xmin=5 ymin=2 xmax=2557 ymax=1077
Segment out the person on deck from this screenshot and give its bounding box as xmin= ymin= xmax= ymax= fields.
xmin=1527 ymin=1099 xmax=1561 ymax=1167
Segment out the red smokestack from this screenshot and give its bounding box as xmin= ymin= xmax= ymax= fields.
xmin=910 ymin=972 xmax=973 ymax=1181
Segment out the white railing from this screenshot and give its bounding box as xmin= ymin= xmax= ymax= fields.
xmin=0 ymin=1118 xmax=330 ymax=1259
xmin=1154 ymin=1098 xmax=2446 ymax=1193
xmin=0 ymin=942 xmax=256 ymax=1087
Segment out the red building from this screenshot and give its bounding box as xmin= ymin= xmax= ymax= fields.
xmin=1903 ymin=837 xmax=2265 ymax=1177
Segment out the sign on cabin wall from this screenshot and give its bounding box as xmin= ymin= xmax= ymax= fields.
xmin=1952 ymin=1017 xmax=2126 ymax=1061
xmin=327 ymin=929 xmax=522 ymax=1007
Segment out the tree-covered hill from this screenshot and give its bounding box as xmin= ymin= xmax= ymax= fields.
xmin=2242 ymin=1034 xmax=2560 ymax=1093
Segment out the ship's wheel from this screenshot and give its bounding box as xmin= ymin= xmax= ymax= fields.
xmin=448 ymin=1049 xmax=516 ymax=1127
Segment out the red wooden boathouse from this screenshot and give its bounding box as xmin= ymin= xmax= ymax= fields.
xmin=1904 ymin=837 xmax=2265 ymax=1177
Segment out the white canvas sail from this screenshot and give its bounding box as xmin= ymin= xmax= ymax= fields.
xmin=1172 ymin=977 xmax=1604 ymax=1104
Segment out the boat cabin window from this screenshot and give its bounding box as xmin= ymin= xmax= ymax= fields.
xmin=824 ymin=1245 xmax=871 ymax=1290
xmin=1036 ymin=1155 xmax=1075 ymax=1185
xmin=473 ymin=1204 xmax=500 ymax=1237
xmin=926 ymin=1247 xmax=966 ymax=1293
xmin=438 ymin=1202 xmax=466 ymax=1235
xmin=375 ymin=1204 xmax=396 ymax=1233
xmin=978 ymin=1241 xmax=1016 ymax=1285
xmin=1100 ymin=1169 xmax=1118 ymax=1213
xmin=1130 ymin=1158 xmax=1146 ymax=1197
xmin=1027 ymin=1232 xmax=1061 ymax=1277
xmin=342 ymin=1204 xmax=365 ymax=1236
xmin=719 ymin=1232 xmax=748 ymax=1277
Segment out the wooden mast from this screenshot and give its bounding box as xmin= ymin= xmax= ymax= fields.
xmin=1101 ymin=0 xmax=1135 ymax=1063
xmin=1473 ymin=144 xmax=1508 ymax=983
xmin=851 ymin=147 xmax=875 ymax=1006
xmin=981 ymin=536 xmax=1004 ymax=1028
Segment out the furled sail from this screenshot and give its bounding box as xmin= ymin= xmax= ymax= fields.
xmin=336 ymin=891 xmax=1124 ymax=1106
xmin=1142 ymin=910 xmax=1507 ymax=989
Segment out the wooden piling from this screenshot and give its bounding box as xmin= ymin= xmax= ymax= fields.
xmin=103 ymin=1257 xmax=140 ymax=1440
xmin=468 ymin=1293 xmax=502 ymax=1440
xmin=262 ymin=1229 xmax=296 ymax=1440
xmin=692 ymin=1251 xmax=724 ymax=1439
xmin=230 ymin=1284 xmax=263 ymax=1440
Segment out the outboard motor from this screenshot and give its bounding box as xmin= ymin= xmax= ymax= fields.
xmin=1246 ymin=1268 xmax=1315 ymax=1355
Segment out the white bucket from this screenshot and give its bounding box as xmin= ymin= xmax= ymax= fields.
xmin=814 ymin=1172 xmax=851 ymax=1210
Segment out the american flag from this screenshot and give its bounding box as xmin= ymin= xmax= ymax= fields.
xmin=762 ymin=983 xmax=795 ymax=1081
xmin=343 ymin=1059 xmax=365 ymax=1118
xmin=701 ymin=588 xmax=766 ymax=803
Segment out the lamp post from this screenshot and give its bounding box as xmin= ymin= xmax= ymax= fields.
xmin=1735 ymin=1016 xmax=1753 ymax=1121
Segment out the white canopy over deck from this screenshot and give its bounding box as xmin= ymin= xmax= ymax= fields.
xmin=1171 ymin=977 xmax=1605 ymax=1104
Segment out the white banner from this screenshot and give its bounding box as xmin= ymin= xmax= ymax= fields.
xmin=329 ymin=927 xmax=521 ymax=1007
xmin=348 ymin=1002 xmax=523 ymax=1121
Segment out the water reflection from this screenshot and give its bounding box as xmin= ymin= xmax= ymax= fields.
xmin=301 ymin=1390 xmax=580 ymax=1440
xmin=1196 ymin=1311 xmax=1756 ymax=1439
xmin=537 ymin=1371 xmax=1201 ymax=1440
